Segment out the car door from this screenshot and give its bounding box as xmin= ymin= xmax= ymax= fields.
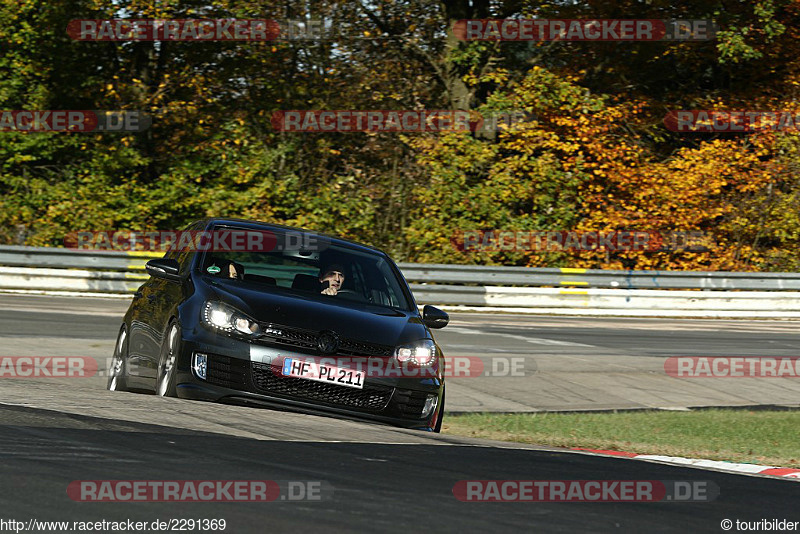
xmin=141 ymin=233 xmax=199 ymax=380
xmin=127 ymin=278 xmax=161 ymax=381
xmin=130 ymin=224 xmax=201 ymax=381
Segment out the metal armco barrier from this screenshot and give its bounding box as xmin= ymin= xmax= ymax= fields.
xmin=0 ymin=266 xmax=146 ymax=293
xmin=0 ymin=245 xmax=157 ymax=271
xmin=396 ymin=263 xmax=800 ymax=290
xmin=408 ymin=285 xmax=800 ymax=318
xmin=1 ymin=245 xmax=800 ymax=317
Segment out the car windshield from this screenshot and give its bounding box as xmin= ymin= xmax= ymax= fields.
xmin=197 ymin=227 xmax=412 ymax=311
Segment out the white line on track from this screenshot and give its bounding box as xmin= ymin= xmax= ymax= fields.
xmin=445 ymin=326 xmax=595 ymax=348
xmin=0 ymin=306 xmax=123 ymax=317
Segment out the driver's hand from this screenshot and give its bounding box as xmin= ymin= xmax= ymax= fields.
xmin=321 ymin=287 xmax=338 ymax=296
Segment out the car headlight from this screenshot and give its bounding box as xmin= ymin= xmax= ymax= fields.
xmin=202 ymin=301 xmax=261 ymax=337
xmin=394 ymin=339 xmax=437 ymax=366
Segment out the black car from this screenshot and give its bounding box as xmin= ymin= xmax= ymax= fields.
xmin=107 ymin=218 xmax=449 ymax=432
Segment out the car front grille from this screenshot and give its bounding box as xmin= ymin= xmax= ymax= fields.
xmin=205 ymin=354 xmax=248 ymax=390
xmin=256 ymin=323 xmax=393 ymax=358
xmin=250 ymin=362 xmax=393 ymax=411
xmin=393 ymin=388 xmax=430 ymax=419
xmin=338 ymin=338 xmax=393 ymax=357
xmin=258 ymin=324 xmax=319 ymax=351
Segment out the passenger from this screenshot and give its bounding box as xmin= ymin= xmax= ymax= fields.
xmin=208 ymin=259 xmax=243 ymax=280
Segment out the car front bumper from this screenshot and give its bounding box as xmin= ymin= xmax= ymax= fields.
xmin=174 ymin=325 xmax=444 ymax=430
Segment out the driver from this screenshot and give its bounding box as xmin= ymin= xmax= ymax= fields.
xmin=319 ymin=263 xmax=345 ymax=296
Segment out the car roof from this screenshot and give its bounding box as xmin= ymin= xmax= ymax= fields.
xmin=190 ymin=217 xmax=389 ymax=257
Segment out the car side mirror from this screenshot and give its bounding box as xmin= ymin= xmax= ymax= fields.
xmin=146 ymin=258 xmax=181 ymax=282
xmin=423 ymin=305 xmax=449 ymax=329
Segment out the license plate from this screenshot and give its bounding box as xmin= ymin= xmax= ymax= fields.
xmin=281 ymin=357 xmax=365 ymax=389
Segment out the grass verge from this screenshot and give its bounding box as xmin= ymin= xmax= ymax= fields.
xmin=442 ymin=409 xmax=800 ymax=468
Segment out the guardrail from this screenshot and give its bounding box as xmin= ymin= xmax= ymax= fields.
xmin=3 ymin=245 xmax=800 ymax=290
xmin=1 ymin=245 xmax=800 ymax=317
xmin=397 ymin=264 xmax=800 ymax=290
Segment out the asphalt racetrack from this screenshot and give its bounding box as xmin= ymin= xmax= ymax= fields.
xmin=1 ymin=293 xmax=799 ymax=532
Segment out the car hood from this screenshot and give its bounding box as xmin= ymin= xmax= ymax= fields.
xmin=204 ymin=278 xmax=428 ymax=346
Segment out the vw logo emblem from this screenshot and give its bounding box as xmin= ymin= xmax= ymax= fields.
xmin=317 ymin=331 xmax=340 ymax=354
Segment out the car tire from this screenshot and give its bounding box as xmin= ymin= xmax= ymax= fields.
xmin=108 ymin=325 xmax=129 ymax=392
xmin=433 ymin=387 xmax=445 ymax=433
xmin=156 ymin=321 xmax=180 ymax=397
